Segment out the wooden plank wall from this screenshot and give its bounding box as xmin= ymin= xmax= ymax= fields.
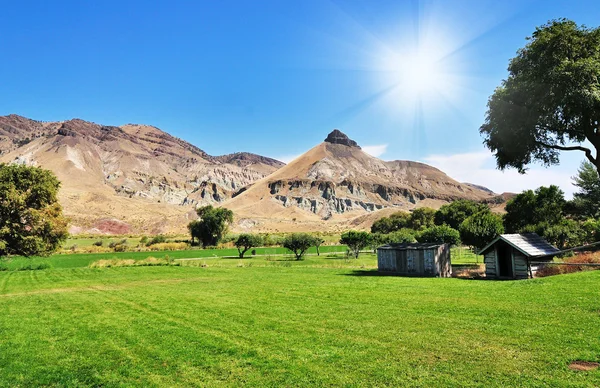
xmin=484 ymin=251 xmax=497 ymax=278
xmin=377 ymin=249 xmax=397 ymax=272
xmin=513 ymin=250 xmax=529 ymax=279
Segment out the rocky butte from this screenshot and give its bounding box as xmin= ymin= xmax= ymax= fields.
xmin=222 ymin=129 xmax=500 ymax=232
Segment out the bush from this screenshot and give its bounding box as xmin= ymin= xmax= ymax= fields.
xmin=146 ymin=235 xmax=167 ymax=246
xmin=536 ymin=252 xmax=600 ymax=277
xmin=92 ymin=240 xmax=103 ymax=247
xmin=416 ymin=225 xmax=461 ymax=245
xmin=109 ymin=239 xmax=128 ymax=252
xmin=139 ymin=236 xmax=149 ymax=245
xmin=146 ymin=242 xmax=188 ymax=251
xmin=89 ymin=257 xmax=180 ymax=268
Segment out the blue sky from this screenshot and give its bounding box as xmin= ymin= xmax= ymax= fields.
xmin=1 ymin=0 xmax=599 ymax=196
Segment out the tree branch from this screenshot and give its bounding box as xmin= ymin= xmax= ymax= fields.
xmin=536 ymin=141 xmax=597 ymax=164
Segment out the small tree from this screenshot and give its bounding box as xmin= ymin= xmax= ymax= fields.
xmin=235 ymin=234 xmax=262 ymax=258
xmin=0 ymin=163 xmax=69 ymax=258
xmin=459 ymin=211 xmax=504 ymax=250
xmin=416 ymin=225 xmax=461 ymax=246
xmin=282 ymin=233 xmax=317 ymax=260
xmin=188 ymin=205 xmax=234 ymax=247
xmin=571 ymin=161 xmax=600 ymax=219
xmin=314 ymin=237 xmax=325 ymax=256
xmin=340 ymin=230 xmax=372 ymax=259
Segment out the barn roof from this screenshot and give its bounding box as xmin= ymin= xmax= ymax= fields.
xmin=478 ymin=233 xmax=560 ymax=257
xmin=378 ymin=242 xmax=446 ymax=250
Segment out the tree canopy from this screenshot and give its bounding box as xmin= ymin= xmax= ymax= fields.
xmin=434 ymin=200 xmax=488 ymax=230
xmin=459 ymin=210 xmax=504 ymax=250
xmin=282 ymin=233 xmax=318 ymax=260
xmin=188 ymin=205 xmax=233 ymax=247
xmin=234 ymin=234 xmax=262 ymax=258
xmin=416 ymin=225 xmax=461 ymax=246
xmin=504 ymin=185 xmax=566 ymax=233
xmin=571 ymin=161 xmax=600 ymax=219
xmin=340 ymin=230 xmax=372 ymax=258
xmin=0 ymin=163 xmax=69 ymax=257
xmin=480 ymin=19 xmax=600 ymax=174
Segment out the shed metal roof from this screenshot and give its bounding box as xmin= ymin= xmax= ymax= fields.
xmin=378 ymin=242 xmax=446 ymax=250
xmin=478 ymin=233 xmax=560 ymax=257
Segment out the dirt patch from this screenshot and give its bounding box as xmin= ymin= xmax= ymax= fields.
xmin=569 ymin=361 xmax=599 ymax=371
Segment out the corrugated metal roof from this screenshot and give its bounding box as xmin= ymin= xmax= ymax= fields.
xmin=479 ymin=233 xmax=560 ymax=257
xmin=378 ymin=243 xmax=445 ymax=250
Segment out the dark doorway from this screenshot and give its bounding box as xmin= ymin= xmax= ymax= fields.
xmin=497 ymin=243 xmax=513 ymax=278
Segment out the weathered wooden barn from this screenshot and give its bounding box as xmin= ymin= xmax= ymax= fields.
xmin=478 ymin=234 xmax=560 ymax=279
xmin=377 ymin=243 xmax=452 ymax=277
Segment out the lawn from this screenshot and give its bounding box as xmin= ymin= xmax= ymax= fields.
xmin=0 ymin=264 xmax=598 ymax=387
xmin=2 ymin=246 xmax=480 ymax=271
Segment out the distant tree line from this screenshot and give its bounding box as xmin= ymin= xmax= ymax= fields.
xmin=370 ymin=161 xmax=600 ymax=250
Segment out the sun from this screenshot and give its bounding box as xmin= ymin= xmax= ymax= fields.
xmin=400 ymin=50 xmax=443 ymax=96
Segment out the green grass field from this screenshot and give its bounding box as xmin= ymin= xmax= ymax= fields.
xmin=0 ymin=263 xmax=598 ymax=387
xmin=2 ymin=246 xmax=481 ymax=271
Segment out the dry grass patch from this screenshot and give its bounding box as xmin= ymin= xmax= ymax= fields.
xmin=537 ymin=252 xmax=600 ymax=277
xmin=569 ymin=361 xmax=600 ymax=371
xmin=89 ymin=257 xmax=180 ymax=268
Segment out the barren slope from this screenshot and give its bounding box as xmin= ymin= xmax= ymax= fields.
xmin=0 ymin=115 xmax=283 ymax=234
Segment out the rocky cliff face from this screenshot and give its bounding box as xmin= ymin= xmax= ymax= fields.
xmin=0 ymin=114 xmax=284 ymax=233
xmin=222 ymin=130 xmax=497 ymax=231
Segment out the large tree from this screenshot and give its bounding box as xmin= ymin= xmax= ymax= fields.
xmin=0 ymin=163 xmax=69 ymax=257
xmin=504 ymin=185 xmax=566 ymax=233
xmin=188 ymin=205 xmax=233 ymax=247
xmin=480 ymin=19 xmax=600 ymax=174
xmin=434 ymin=200 xmax=488 ymax=230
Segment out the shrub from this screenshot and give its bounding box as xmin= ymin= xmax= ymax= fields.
xmin=146 ymin=235 xmax=167 ymax=246
xmin=536 ymin=252 xmax=600 ymax=277
xmin=139 ymin=236 xmax=149 ymax=245
xmin=416 ymin=225 xmax=461 ymax=245
xmin=146 ymin=242 xmax=188 ymax=251
xmin=89 ymin=257 xmax=180 ymax=268
xmin=92 ymin=240 xmax=103 ymax=247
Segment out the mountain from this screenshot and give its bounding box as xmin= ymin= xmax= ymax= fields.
xmin=0 ymin=114 xmax=283 ymax=234
xmin=222 ymin=130 xmax=496 ymax=232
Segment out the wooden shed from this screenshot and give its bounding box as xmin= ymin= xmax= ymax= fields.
xmin=478 ymin=233 xmax=560 ymax=279
xmin=377 ymin=243 xmax=452 ymax=277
